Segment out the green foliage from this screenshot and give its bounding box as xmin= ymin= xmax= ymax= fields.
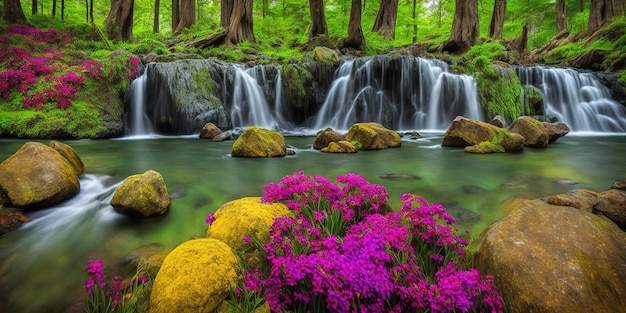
xmin=620 ymin=70 xmax=626 ymax=84
xmin=466 ymin=42 xmax=506 ymax=60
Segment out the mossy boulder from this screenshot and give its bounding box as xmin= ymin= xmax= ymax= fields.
xmin=110 ymin=170 xmax=171 ymax=217
xmin=345 ymin=122 xmax=401 ymax=150
xmin=312 ymin=46 xmax=340 ymax=65
xmin=206 ymin=197 xmax=293 ymax=251
xmin=542 ymin=122 xmax=570 ymax=143
xmin=313 ymin=128 xmax=345 ymax=150
xmin=507 ymin=116 xmax=550 ymax=148
xmin=231 ymin=127 xmax=286 ymax=157
xmin=442 ymin=116 xmax=524 ymax=153
xmin=471 ymin=199 xmax=626 ymax=313
xmin=0 ymin=142 xmax=80 ymax=208
xmin=48 ymin=140 xmax=85 ymax=176
xmin=149 ymin=239 xmax=241 ymax=313
xmin=321 ymin=141 xmax=358 ymax=153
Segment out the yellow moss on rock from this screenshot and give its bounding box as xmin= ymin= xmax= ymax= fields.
xmin=345 ymin=122 xmax=401 ymax=150
xmin=206 ymin=197 xmax=293 ymax=251
xmin=231 ymin=127 xmax=286 ymax=157
xmin=149 ymin=239 xmax=241 ymax=313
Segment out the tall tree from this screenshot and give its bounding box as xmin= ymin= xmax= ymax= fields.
xmin=224 ymin=0 xmax=255 ymax=44
xmin=31 ymin=0 xmax=37 ymax=14
xmin=173 ymin=0 xmax=195 ymax=33
xmin=104 ymin=0 xmax=134 ymax=42
xmin=3 ymin=0 xmax=27 ymax=23
xmin=488 ymin=0 xmax=506 ymax=39
xmin=588 ymin=0 xmax=614 ymax=33
xmin=153 ymin=0 xmax=160 ymax=33
xmin=372 ymin=0 xmax=399 ymax=39
xmin=440 ymin=0 xmax=479 ymax=54
xmin=308 ymin=0 xmax=328 ymax=40
xmin=557 ymin=0 xmax=567 ymax=32
xmin=341 ymin=0 xmax=365 ymax=50
xmin=614 ymin=0 xmax=625 ymax=16
xmin=172 ymin=0 xmax=179 ymax=32
xmin=220 ymin=0 xmax=233 ymax=28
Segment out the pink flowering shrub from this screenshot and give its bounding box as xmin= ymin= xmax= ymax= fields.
xmin=211 ymin=171 xmax=503 ymax=313
xmin=83 ymin=259 xmax=150 ymax=313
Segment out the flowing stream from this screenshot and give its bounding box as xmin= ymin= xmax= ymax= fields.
xmin=1 ymin=135 xmax=626 ymax=312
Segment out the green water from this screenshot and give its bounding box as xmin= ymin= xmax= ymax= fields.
xmin=0 ymin=134 xmax=625 ymax=312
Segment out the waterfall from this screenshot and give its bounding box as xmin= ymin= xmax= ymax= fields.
xmin=312 ymin=57 xmax=484 ymax=131
xmin=517 ymin=66 xmax=626 ymax=132
xmin=126 ymin=72 xmax=153 ymax=136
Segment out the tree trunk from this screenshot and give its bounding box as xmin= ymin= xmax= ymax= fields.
xmin=32 ymin=0 xmax=37 ymax=14
xmin=173 ymin=0 xmax=195 ymax=33
xmin=153 ymin=0 xmax=160 ymax=33
xmin=61 ymin=0 xmax=64 ymax=20
xmin=52 ymin=0 xmax=57 ymax=17
xmin=3 ymin=0 xmax=27 ymax=23
xmin=557 ymin=0 xmax=567 ymax=32
xmin=90 ymin=0 xmax=94 ymax=23
xmin=104 ymin=0 xmax=134 ymax=42
xmin=372 ymin=0 xmax=399 ymax=39
xmin=220 ymin=0 xmax=233 ymax=28
xmin=513 ymin=23 xmax=528 ymax=54
xmin=488 ymin=0 xmax=506 ymax=39
xmin=614 ymin=0 xmax=625 ymax=16
xmin=588 ymin=0 xmax=614 ymax=33
xmin=412 ymin=0 xmax=417 ymax=43
xmin=308 ymin=0 xmax=328 ymax=40
xmin=440 ymin=0 xmax=479 ymax=54
xmin=224 ymin=0 xmax=254 ymax=44
xmin=172 ymin=0 xmax=179 ymax=32
xmin=341 ymin=0 xmax=365 ymax=50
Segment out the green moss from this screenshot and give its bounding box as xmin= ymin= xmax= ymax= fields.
xmin=466 ymin=42 xmax=506 ymax=60
xmin=281 ymin=64 xmax=313 ymax=106
xmin=620 ymin=70 xmax=626 ymax=84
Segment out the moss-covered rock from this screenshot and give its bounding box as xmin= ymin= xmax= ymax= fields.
xmin=311 ymin=46 xmax=340 ymax=65
xmin=48 ymin=140 xmax=85 ymax=176
xmin=110 ymin=170 xmax=171 ymax=217
xmin=442 ymin=116 xmax=524 ymax=153
xmin=471 ymin=199 xmax=626 ymax=313
xmin=507 ymin=116 xmax=549 ymax=148
xmin=0 ymin=142 xmax=80 ymax=208
xmin=206 ymin=197 xmax=293 ymax=252
xmin=149 ymin=239 xmax=241 ymax=313
xmin=345 ymin=122 xmax=401 ymax=150
xmin=321 ymin=141 xmax=358 ymax=153
xmin=313 ymin=128 xmax=345 ymax=150
xmin=231 ymin=127 xmax=286 ymax=158
xmin=546 ymin=189 xmax=598 ymax=213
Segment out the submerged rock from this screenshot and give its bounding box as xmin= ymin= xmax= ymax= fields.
xmin=507 ymin=116 xmax=550 ymax=148
xmin=442 ymin=116 xmax=524 ymax=153
xmin=149 ymin=239 xmax=240 ymax=313
xmin=345 ymin=122 xmax=401 ymax=150
xmin=0 ymin=142 xmax=80 ymax=208
xmin=231 ymin=127 xmax=286 ymax=157
xmin=110 ymin=170 xmax=171 ymax=217
xmin=471 ymin=199 xmax=626 ymax=313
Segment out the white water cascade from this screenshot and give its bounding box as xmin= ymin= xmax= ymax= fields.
xmin=126 ymin=72 xmax=153 ymax=136
xmin=312 ymin=57 xmax=484 ymax=131
xmin=518 ymin=66 xmax=626 ymax=132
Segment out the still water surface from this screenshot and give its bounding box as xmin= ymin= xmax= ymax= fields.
xmin=0 ymin=133 xmax=625 ymax=312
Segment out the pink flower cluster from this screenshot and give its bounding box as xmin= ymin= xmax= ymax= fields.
xmin=221 ymin=171 xmax=503 ymax=313
xmin=84 ymin=259 xmax=149 ymax=309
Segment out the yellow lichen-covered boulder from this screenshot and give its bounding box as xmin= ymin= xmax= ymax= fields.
xmin=110 ymin=170 xmax=171 ymax=217
xmin=206 ymin=197 xmax=293 ymax=251
xmin=231 ymin=127 xmax=286 ymax=157
xmin=149 ymin=239 xmax=241 ymax=313
xmin=471 ymin=199 xmax=626 ymax=313
xmin=345 ymin=122 xmax=401 ymax=150
xmin=48 ymin=140 xmax=85 ymax=176
xmin=442 ymin=116 xmax=524 ymax=153
xmin=0 ymin=142 xmax=80 ymax=208
xmin=321 ymin=141 xmax=358 ymax=153
xmin=507 ymin=116 xmax=550 ymax=148
xmin=313 ymin=128 xmax=345 ymax=150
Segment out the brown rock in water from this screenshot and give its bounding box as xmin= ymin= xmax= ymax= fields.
xmin=507 ymin=116 xmax=549 ymax=148
xmin=442 ymin=116 xmax=524 ymax=153
xmin=199 ymin=123 xmax=222 ymax=139
xmin=345 ymin=122 xmax=401 ymax=150
xmin=471 ymin=199 xmax=626 ymax=313
xmin=542 ymin=122 xmax=570 ymax=143
xmin=313 ymin=128 xmax=345 ymax=150
xmin=110 ymin=170 xmax=171 ymax=217
xmin=0 ymin=209 xmax=29 ymax=235
xmin=594 ymin=189 xmax=626 ymax=229
xmin=231 ymin=127 xmax=286 ymax=157
xmin=49 ymin=140 xmax=85 ymax=176
xmin=0 ymin=142 xmax=80 ymax=208
xmin=546 ymin=189 xmax=598 ymax=213
xmin=321 ymin=141 xmax=358 ymax=153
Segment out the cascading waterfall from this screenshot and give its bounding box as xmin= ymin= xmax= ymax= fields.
xmin=517 ymin=66 xmax=626 ymax=132
xmin=312 ymin=57 xmax=484 ymax=131
xmin=126 ymin=72 xmax=153 ymax=136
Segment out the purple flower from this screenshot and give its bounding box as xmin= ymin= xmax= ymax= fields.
xmin=205 ymin=212 xmax=216 ymax=225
